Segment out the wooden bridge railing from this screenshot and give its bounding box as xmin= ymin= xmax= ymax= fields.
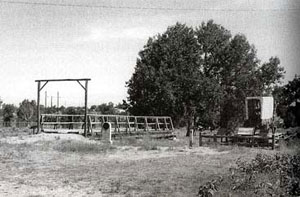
xmin=40 ymin=114 xmax=175 ymax=136
xmin=88 ymin=114 xmax=174 ymax=135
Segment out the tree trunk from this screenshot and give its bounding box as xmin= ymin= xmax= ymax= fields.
xmin=185 ymin=103 xmax=196 ymax=137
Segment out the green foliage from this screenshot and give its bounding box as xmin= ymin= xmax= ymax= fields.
xmin=230 ymin=153 xmax=300 ymax=196
xmin=90 ymin=102 xmax=116 ymax=114
xmin=275 ymin=76 xmax=300 ymax=127
xmin=17 ymin=99 xmax=36 ymax=123
xmin=197 ymin=176 xmax=223 ymax=197
xmin=127 ymin=23 xmax=202 ymax=125
xmin=2 ymin=104 xmax=16 ymax=123
xmin=127 ymin=20 xmax=284 ymax=130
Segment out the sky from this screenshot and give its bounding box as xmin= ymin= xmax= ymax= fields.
xmin=0 ymin=0 xmax=300 ymax=107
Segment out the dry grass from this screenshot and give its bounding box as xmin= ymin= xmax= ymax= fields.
xmin=53 ymin=140 xmax=117 ymax=153
xmin=0 ymin=127 xmax=31 ymax=138
xmin=0 ymin=127 xmax=298 ymax=196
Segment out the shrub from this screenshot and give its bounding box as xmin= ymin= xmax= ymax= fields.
xmin=230 ymin=153 xmax=300 ymax=196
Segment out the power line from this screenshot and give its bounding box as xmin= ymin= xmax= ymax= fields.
xmin=0 ymin=0 xmax=299 ymax=12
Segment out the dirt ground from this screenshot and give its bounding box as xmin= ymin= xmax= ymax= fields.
xmin=0 ymin=129 xmax=274 ymax=197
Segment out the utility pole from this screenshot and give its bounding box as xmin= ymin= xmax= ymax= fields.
xmin=45 ymin=91 xmax=47 ymax=108
xmin=51 ymin=96 xmax=53 ymax=108
xmin=57 ymin=91 xmax=60 ymax=109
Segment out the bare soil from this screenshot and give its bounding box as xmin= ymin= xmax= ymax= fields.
xmin=0 ymin=129 xmax=275 ymax=197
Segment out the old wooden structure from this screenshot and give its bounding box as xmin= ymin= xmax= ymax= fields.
xmin=198 ymin=96 xmax=281 ymax=149
xmin=35 ymin=78 xmax=90 ymax=136
xmin=40 ymin=113 xmax=175 ymax=139
xmin=35 ymin=78 xmax=175 ymax=139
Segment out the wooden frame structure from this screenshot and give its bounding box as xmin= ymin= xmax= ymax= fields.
xmin=40 ymin=113 xmax=175 ymax=139
xmin=197 ymin=96 xmax=279 ymax=149
xmin=198 ymin=132 xmax=282 ymax=150
xmin=88 ymin=114 xmax=174 ymax=138
xmin=35 ymin=78 xmax=91 ymax=136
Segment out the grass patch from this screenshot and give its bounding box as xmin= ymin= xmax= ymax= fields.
xmin=0 ymin=127 xmax=31 ymax=138
xmin=53 ymin=140 xmax=116 ymax=154
xmin=116 ymin=137 xmax=176 ymax=151
xmin=0 ymin=141 xmax=33 ymax=159
xmin=137 ymin=140 xmax=160 ymax=151
xmin=114 ymin=134 xmax=182 ymax=150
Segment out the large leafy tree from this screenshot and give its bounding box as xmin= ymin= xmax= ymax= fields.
xmin=196 ymin=21 xmax=284 ymax=132
xmin=127 ymin=23 xmax=203 ymax=128
xmin=127 ymin=20 xmax=284 ymax=133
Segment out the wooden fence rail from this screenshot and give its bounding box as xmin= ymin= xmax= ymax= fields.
xmin=198 ymin=132 xmax=283 ymax=150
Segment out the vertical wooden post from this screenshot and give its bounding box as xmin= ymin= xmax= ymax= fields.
xmin=169 ymin=117 xmax=174 ymax=131
xmin=213 ymin=134 xmax=217 ymax=143
xmin=156 ymin=118 xmax=160 ymax=131
xmin=144 ymin=117 xmax=148 ymax=131
xmin=37 ymin=81 xmax=41 ymax=134
xmin=84 ymin=80 xmax=88 ymax=137
xmin=134 ymin=117 xmax=138 ymax=132
xmin=115 ymin=116 xmax=119 ymax=133
xmin=272 ymin=127 xmax=275 ymax=150
xmin=126 ymin=116 xmax=130 ymax=132
xmin=163 ymin=117 xmax=167 ymax=130
xmin=40 ymin=115 xmax=43 ymax=131
xmin=189 ymin=129 xmax=193 ymax=148
xmin=199 ymin=131 xmax=202 ymax=146
xmin=89 ymin=116 xmax=93 ymax=136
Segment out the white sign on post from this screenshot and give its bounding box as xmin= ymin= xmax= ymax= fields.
xmin=102 ymin=122 xmax=112 ymax=144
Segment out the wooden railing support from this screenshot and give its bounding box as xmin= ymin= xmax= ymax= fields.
xmin=199 ymin=131 xmax=202 ymax=146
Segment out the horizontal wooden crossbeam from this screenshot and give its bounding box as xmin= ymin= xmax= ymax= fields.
xmin=35 ymin=78 xmax=91 ymax=82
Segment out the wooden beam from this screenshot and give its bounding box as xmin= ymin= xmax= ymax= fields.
xmin=77 ymin=80 xmax=85 ymax=90
xmin=89 ymin=114 xmax=170 ymax=119
xmin=126 ymin=116 xmax=130 ymax=132
xmin=134 ymin=117 xmax=138 ymax=132
xmin=35 ymin=78 xmax=91 ymax=82
xmin=169 ymin=117 xmax=174 ymax=131
xmin=41 ymin=114 xmax=84 ymax=117
xmin=89 ymin=116 xmax=93 ymax=136
xmin=37 ymin=81 xmax=41 ymax=134
xmin=84 ymin=80 xmax=88 ymax=137
xmin=156 ymin=118 xmax=160 ymax=131
xmin=39 ymin=81 xmax=48 ymax=91
xmin=144 ymin=117 xmax=149 ymax=131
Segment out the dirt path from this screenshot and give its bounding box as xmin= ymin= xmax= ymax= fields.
xmin=0 ymin=133 xmax=251 ymax=197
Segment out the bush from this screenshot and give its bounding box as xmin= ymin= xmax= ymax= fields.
xmin=230 ymin=153 xmax=300 ymax=196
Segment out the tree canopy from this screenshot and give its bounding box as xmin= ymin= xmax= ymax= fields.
xmin=2 ymin=104 xmax=16 ymax=123
xmin=275 ymin=75 xmax=300 ymax=127
xmin=17 ymin=99 xmax=37 ymax=123
xmin=126 ymin=20 xmax=284 ymax=132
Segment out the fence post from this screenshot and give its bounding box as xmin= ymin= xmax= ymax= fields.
xmin=189 ymin=129 xmax=193 ymax=148
xmin=199 ymin=131 xmax=202 ymax=146
xmin=213 ymin=134 xmax=217 ymax=143
xmin=272 ymin=128 xmax=275 ymax=150
xmin=134 ymin=117 xmax=138 ymax=132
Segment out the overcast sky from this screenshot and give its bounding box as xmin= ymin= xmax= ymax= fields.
xmin=0 ymin=0 xmax=299 ymax=107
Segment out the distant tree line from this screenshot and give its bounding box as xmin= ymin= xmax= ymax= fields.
xmin=0 ymin=99 xmax=127 ymax=127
